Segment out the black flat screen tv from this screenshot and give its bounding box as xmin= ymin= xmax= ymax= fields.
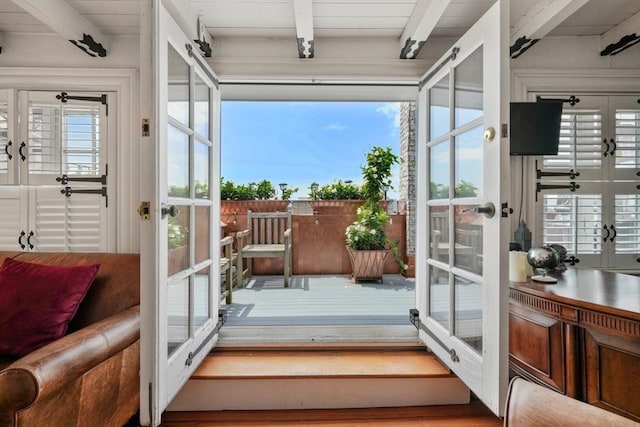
xmin=510 ymin=101 xmax=563 ymax=156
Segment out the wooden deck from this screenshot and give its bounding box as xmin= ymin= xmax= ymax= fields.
xmin=219 ymin=274 xmax=418 ymax=344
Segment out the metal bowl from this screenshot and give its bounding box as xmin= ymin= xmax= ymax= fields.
xmin=527 ymin=246 xmax=560 ymax=271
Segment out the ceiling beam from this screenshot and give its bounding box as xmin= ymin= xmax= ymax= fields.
xmin=11 ymin=0 xmax=107 ymax=57
xmin=510 ymin=0 xmax=589 ymax=59
xmin=400 ymin=0 xmax=450 ymax=59
xmin=600 ymin=10 xmax=640 ymax=56
xmin=293 ymin=0 xmax=314 ymax=58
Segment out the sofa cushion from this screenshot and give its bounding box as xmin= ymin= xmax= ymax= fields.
xmin=0 ymin=258 xmax=100 ymax=358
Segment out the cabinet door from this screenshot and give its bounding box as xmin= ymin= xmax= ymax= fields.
xmin=0 ymin=186 xmax=29 ymax=250
xmin=583 ymin=326 xmax=640 ymax=422
xmin=508 ymin=301 xmax=570 ymax=395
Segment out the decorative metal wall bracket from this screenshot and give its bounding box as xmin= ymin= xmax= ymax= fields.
xmin=536 ymin=168 xmax=580 ymax=179
xmin=56 ymin=92 xmax=107 ymax=105
xmin=60 ymin=186 xmax=108 ymax=207
xmin=535 ymin=182 xmax=579 ymax=201
xmin=536 ymin=95 xmax=580 ymax=106
xmin=56 ymin=173 xmax=107 ymax=185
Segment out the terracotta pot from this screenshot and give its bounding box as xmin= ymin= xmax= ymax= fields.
xmin=346 ymin=247 xmax=390 ymax=283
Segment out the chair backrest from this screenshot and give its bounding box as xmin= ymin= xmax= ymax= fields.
xmin=504 ymin=377 xmax=637 ymax=427
xmin=247 ymin=210 xmax=291 ymax=245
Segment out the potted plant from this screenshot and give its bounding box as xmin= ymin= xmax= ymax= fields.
xmin=345 ymin=146 xmax=402 ymax=282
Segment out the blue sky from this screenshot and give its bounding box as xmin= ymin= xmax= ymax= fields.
xmin=221 ymin=101 xmax=402 ymax=199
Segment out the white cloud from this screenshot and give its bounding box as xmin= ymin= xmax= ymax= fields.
xmin=376 ymin=102 xmax=401 ymax=128
xmin=323 ymin=123 xmax=347 ymax=131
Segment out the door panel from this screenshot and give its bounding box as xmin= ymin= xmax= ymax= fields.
xmin=140 ymin=3 xmax=221 ymax=425
xmin=416 ymin=0 xmax=509 ymax=416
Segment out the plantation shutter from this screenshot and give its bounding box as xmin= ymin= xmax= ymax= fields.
xmin=0 ymin=187 xmax=28 ymax=250
xmin=0 ymin=91 xmax=10 ymax=184
xmin=29 ymin=186 xmax=106 ymax=252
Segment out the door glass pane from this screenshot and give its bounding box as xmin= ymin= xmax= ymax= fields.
xmin=454 ymin=46 xmax=483 ymax=128
xmin=194 ymin=140 xmax=210 ymax=199
xmin=454 ymin=275 xmax=482 ymax=355
xmin=615 ymin=109 xmax=640 ymax=169
xmin=430 ymin=75 xmax=449 ymax=140
xmin=454 ymin=205 xmax=483 ymax=275
xmin=168 ymin=43 xmax=189 ymax=127
xmin=28 ymin=103 xmax=101 ymax=175
xmin=429 ymin=265 xmax=449 ymax=331
xmin=167 ymin=276 xmax=189 ymax=356
xmin=168 ymin=205 xmax=190 ymax=276
xmin=194 ymin=74 xmax=210 ymax=138
xmin=194 ymin=265 xmax=210 ymax=330
xmin=454 ymin=125 xmax=482 ymax=198
xmin=168 ymin=125 xmax=189 ymax=197
xmin=430 ymin=141 xmax=450 ymax=200
xmin=430 ymin=206 xmax=449 ymax=263
xmin=194 ymin=205 xmax=210 ymax=264
xmin=0 ymin=101 xmax=8 ymax=174
xmin=614 ymin=194 xmax=639 ymax=255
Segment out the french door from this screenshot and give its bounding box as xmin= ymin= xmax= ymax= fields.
xmin=140 ymin=2 xmax=221 ymax=425
xmin=415 ymin=0 xmax=510 ymax=416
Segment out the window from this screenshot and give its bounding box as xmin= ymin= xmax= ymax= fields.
xmin=537 ymin=95 xmax=640 ymax=270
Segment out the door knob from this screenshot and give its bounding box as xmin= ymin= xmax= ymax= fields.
xmin=465 ymin=202 xmax=495 ymax=218
xmin=161 ymin=204 xmax=179 ymax=219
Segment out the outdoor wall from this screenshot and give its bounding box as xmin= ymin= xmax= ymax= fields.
xmin=221 ymin=200 xmax=406 ymax=276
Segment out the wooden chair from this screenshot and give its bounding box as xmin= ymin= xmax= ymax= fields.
xmin=504 ymin=377 xmax=637 ymax=426
xmin=236 ymin=210 xmax=292 ymax=287
xmin=219 ymin=235 xmax=235 ymax=303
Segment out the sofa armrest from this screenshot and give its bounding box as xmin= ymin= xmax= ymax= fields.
xmin=0 ymin=305 xmax=139 ymax=416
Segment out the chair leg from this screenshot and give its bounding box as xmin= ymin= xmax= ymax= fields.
xmin=284 ymin=247 xmax=290 ymax=288
xmin=225 ymin=266 xmax=232 ymax=304
xmin=237 ymin=257 xmax=244 ymax=288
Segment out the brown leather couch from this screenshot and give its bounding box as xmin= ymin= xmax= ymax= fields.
xmin=0 ymin=252 xmax=140 ymax=427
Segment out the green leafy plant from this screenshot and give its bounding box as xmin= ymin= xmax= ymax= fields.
xmin=255 ymin=179 xmax=276 ymax=200
xmin=281 ymin=186 xmax=298 ymax=200
xmin=345 ymin=146 xmax=397 ymax=251
xmin=344 ymin=146 xmax=406 ymax=273
xmin=311 ymin=180 xmax=363 ymax=200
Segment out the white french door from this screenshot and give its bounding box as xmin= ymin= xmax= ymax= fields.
xmin=415 ymin=0 xmax=510 ymax=416
xmin=140 ymin=2 xmax=221 ymax=425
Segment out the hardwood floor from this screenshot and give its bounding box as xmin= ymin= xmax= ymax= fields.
xmin=159 ymin=400 xmax=502 ymax=426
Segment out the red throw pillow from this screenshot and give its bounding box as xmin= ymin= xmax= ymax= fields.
xmin=0 ymin=257 xmax=100 ymax=358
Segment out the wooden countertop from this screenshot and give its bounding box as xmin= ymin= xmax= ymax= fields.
xmin=509 ymin=267 xmax=640 ymax=321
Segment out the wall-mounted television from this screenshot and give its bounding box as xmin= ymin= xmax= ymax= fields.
xmin=510 ymin=101 xmax=563 ymax=156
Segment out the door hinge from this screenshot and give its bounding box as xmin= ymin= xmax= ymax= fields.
xmin=142 ymin=119 xmax=150 ymax=137
xmin=138 ymin=201 xmax=150 ymax=220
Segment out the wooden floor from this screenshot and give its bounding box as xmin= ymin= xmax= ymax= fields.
xmin=159 ymin=400 xmax=502 ymax=426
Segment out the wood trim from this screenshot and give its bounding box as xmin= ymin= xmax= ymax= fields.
xmin=580 ymin=311 xmax=640 ymax=338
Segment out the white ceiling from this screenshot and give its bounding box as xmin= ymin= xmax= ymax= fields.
xmin=0 ymin=0 xmax=638 ymax=58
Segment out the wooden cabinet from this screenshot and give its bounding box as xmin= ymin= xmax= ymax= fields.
xmin=509 ymin=268 xmax=640 ymax=422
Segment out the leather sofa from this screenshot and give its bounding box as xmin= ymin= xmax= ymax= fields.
xmin=0 ymin=252 xmax=140 ymax=427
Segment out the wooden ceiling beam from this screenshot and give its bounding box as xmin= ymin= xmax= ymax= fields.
xmin=600 ymin=10 xmax=640 ymax=56
xmin=400 ymin=0 xmax=450 ymax=59
xmin=11 ymin=0 xmax=107 ymax=57
xmin=510 ymin=0 xmax=589 ymax=59
xmin=293 ymin=0 xmax=314 ymax=58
